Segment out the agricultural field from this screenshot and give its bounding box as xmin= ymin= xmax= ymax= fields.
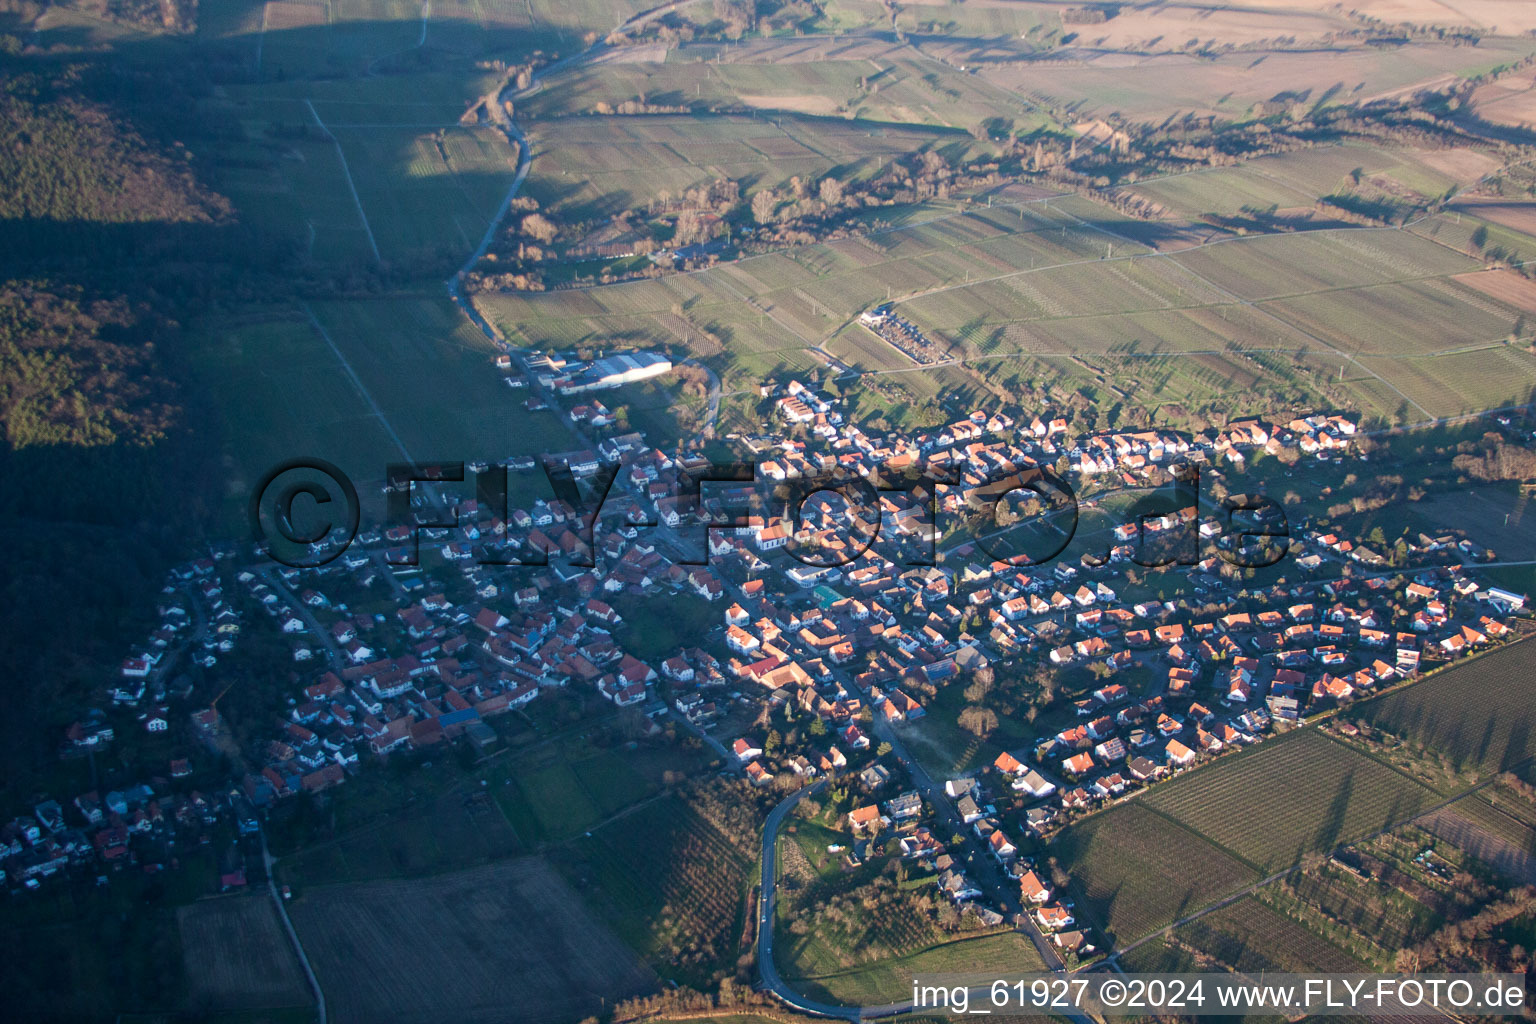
xmin=1358 ymin=639 xmax=1536 ymax=774
xmin=1117 ymin=935 xmax=1199 ymax=973
xmin=1173 ymin=895 xmax=1367 ymax=974
xmin=186 ymin=294 xmax=582 ymax=530
xmin=290 ymin=857 xmax=654 ymax=1024
xmin=485 ymin=142 xmax=1536 ymax=434
xmin=1418 ymin=797 xmax=1536 ymax=885
xmin=1267 ymin=856 xmax=1445 ymax=966
xmin=978 ymin=38 xmax=1536 ymax=124
xmin=787 ymin=929 xmax=1045 ymax=1006
xmin=196 ymin=0 xmax=563 ymax=78
xmin=1144 ymin=730 xmax=1436 ymax=871
xmin=209 ymin=72 xmax=519 ymax=268
xmin=1471 ymin=65 xmax=1536 ymax=130
xmin=490 ymin=747 xmax=661 ymax=845
xmin=1119 ymin=143 xmax=1490 ymax=222
xmin=522 ymin=36 xmax=1050 ymax=132
xmin=277 ymin=781 xmax=523 ymax=887
xmin=519 ymin=113 xmax=977 ymax=223
xmin=555 ymin=792 xmax=754 ymax=988
xmin=178 ymin=894 xmax=312 ymax=1013
xmin=1054 ymin=803 xmax=1260 ymax=947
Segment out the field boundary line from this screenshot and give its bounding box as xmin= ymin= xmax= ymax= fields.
xmin=255 ymin=2 xmax=267 ymax=73
xmin=260 ymin=827 xmax=327 ymax=1024
xmin=303 ymin=99 xmax=382 ymax=263
xmin=1317 ymin=728 xmax=1462 ymax=798
xmin=301 ymin=303 xmax=413 ymax=463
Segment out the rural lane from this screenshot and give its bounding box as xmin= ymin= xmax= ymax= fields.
xmin=444 ymin=0 xmax=720 ymax=356
xmin=756 ymin=768 xmax=1095 ymax=1024
xmin=259 ymin=826 xmax=327 ymax=1024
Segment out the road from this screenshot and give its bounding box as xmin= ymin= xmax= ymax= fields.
xmin=756 ymin=772 xmax=1096 ymax=1024
xmin=757 ymin=779 xmax=901 ymax=1021
xmin=259 ymin=825 xmax=327 ymax=1024
xmin=865 ymin=710 xmax=1068 ymax=974
xmin=439 ymin=0 xmax=736 ymax=451
xmin=680 ymin=357 xmax=723 ymax=436
xmin=676 ymin=705 xmax=734 ymax=763
xmin=259 ymin=567 xmax=345 ymax=667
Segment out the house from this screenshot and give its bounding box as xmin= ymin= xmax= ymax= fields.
xmin=848 ymin=804 xmax=883 ymax=834
xmin=938 ymin=869 xmax=983 ymax=902
xmin=1062 ymin=752 xmax=1094 ymax=776
xmin=732 ymin=738 xmax=763 ymax=762
xmin=899 ymin=827 xmax=943 ymax=859
xmin=1036 ymin=904 xmax=1074 ymax=931
xmin=940 ymin=783 xmax=983 ymax=820
xmin=987 ymin=829 xmax=1017 ymax=863
xmin=946 ymin=777 xmax=979 ymax=799
xmin=745 ymin=761 xmax=774 ymax=787
xmin=1090 ymin=773 xmax=1127 ymax=798
xmin=1165 ymin=739 xmax=1196 ymax=766
xmin=1019 ymin=869 xmax=1052 ymax=903
xmin=859 ymin=764 xmax=891 ymax=790
xmin=1016 ymin=769 xmax=1056 ymax=800
xmin=887 ymin=791 xmax=923 ymax=821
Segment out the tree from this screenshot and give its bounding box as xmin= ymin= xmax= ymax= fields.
xmin=751 ymin=189 xmax=778 ymax=225
xmin=521 ymin=212 xmax=558 ymax=244
xmin=818 ymin=176 xmax=844 ymax=207
xmin=958 ymin=705 xmax=999 ymax=740
xmin=876 ymin=741 xmax=892 ymax=756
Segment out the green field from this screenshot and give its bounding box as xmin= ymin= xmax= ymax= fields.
xmin=209 ymin=72 xmax=519 ymax=267
xmin=490 ymin=744 xmax=669 ymax=845
xmin=279 ymin=786 xmax=522 ymax=886
xmin=1144 ymin=730 xmax=1436 ymax=871
xmin=520 ymin=112 xmax=981 ymax=222
xmin=481 ymin=168 xmax=1536 ymax=433
xmin=787 ymin=930 xmax=1046 ymax=1006
xmin=1055 ymin=803 xmax=1260 ymax=947
xmin=520 ymin=36 xmax=1052 ymax=133
xmin=188 ymin=293 xmax=582 ymax=529
xmin=197 ymin=0 xmax=567 ymax=78
xmin=1359 ymin=640 xmax=1536 ymax=774
xmin=977 ymin=38 xmax=1536 ymax=124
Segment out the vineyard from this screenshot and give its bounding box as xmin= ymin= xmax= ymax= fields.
xmin=1144 ymin=730 xmax=1435 ymax=870
xmin=1419 ymin=797 xmax=1536 ymax=884
xmin=1261 ymin=858 xmax=1443 ymax=966
xmin=1174 ymin=896 xmax=1366 ymax=973
xmin=558 ymin=792 xmax=753 ymax=988
xmin=1055 ymin=803 xmax=1259 ymax=946
xmin=1359 ymin=640 xmax=1536 ymax=774
xmin=780 ymin=872 xmax=959 ymax=977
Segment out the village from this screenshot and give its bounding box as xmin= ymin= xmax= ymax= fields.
xmin=4 ymin=365 xmax=1532 ymax=971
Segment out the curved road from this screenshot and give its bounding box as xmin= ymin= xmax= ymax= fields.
xmin=757 ymin=774 xmax=1096 ymax=1024
xmin=757 ymin=779 xmax=916 ymax=1021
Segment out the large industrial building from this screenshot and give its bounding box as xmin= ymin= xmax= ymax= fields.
xmin=554 ymin=351 xmax=673 ymax=394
